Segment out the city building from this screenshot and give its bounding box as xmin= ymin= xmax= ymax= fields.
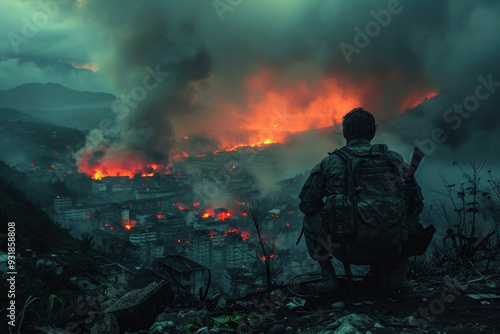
xmin=154 ymin=255 xmax=209 ymax=297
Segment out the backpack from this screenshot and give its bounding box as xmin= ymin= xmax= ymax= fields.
xmin=322 ymin=144 xmax=409 ymax=250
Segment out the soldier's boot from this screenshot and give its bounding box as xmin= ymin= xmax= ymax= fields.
xmin=315 ymin=259 xmax=340 ymax=293
xmin=383 ymin=259 xmax=413 ymax=291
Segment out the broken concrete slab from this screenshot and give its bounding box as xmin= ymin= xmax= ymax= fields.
xmin=104 ymin=280 xmax=174 ymax=333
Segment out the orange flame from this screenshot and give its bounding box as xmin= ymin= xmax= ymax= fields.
xmin=260 ymin=254 xmax=275 ymax=261
xmin=78 ymin=150 xmax=168 ymax=180
xmin=212 ymin=70 xmax=378 ymax=149
xmin=201 ymin=209 xmax=214 ymax=219
xmin=218 ymin=211 xmax=232 ymax=221
xmin=123 ymin=219 xmax=136 ymax=230
xmin=225 ymin=228 xmax=250 ymax=241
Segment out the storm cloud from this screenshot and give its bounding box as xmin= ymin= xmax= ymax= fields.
xmin=1 ymin=0 xmax=499 ymax=173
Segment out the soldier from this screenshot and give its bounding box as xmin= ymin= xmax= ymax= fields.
xmin=299 ymin=107 xmax=424 ymax=293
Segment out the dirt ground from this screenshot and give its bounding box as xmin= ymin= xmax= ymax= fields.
xmin=207 ymin=273 xmax=500 ymax=333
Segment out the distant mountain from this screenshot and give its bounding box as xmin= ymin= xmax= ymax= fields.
xmin=0 ymin=82 xmax=115 ymax=110
xmin=0 ymin=107 xmax=85 ymax=181
xmin=0 ymin=107 xmax=42 ymax=122
xmin=0 ymin=83 xmax=117 ymax=129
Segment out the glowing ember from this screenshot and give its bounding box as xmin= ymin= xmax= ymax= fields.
xmin=202 ymin=209 xmax=214 ymax=219
xmin=156 ymin=214 xmax=165 ymax=219
xmin=218 ymin=211 xmax=232 ymax=221
xmin=260 ymin=254 xmax=275 ymax=261
xmin=224 ymin=228 xmax=249 ymax=240
xmin=123 ymin=219 xmax=136 ymax=230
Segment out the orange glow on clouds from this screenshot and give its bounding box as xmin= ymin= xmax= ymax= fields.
xmin=70 ymin=62 xmax=100 ymax=72
xmin=399 ymin=89 xmax=439 ymax=111
xmin=224 ymin=71 xmax=377 ymax=133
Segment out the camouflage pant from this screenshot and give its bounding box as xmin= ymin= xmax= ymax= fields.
xmin=303 ymin=213 xmax=401 ymax=265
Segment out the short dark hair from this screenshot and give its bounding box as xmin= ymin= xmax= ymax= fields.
xmin=342 ymin=107 xmax=377 ymax=141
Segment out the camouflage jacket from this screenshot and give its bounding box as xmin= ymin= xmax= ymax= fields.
xmin=298 ymin=138 xmax=423 ymax=220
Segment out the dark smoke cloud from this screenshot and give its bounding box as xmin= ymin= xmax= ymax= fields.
xmin=3 ymin=0 xmax=498 ymax=168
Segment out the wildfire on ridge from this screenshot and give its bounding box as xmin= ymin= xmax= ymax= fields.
xmin=190 ymin=70 xmax=439 ymax=151
xmin=221 ymin=139 xmax=284 ymax=152
xmin=399 ymin=89 xmax=439 ymax=111
xmin=77 ymin=69 xmax=439 ymax=179
xmin=217 ymin=71 xmax=377 ymax=145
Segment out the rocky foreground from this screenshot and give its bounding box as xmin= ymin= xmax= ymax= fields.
xmin=26 ymin=273 xmax=500 ymax=334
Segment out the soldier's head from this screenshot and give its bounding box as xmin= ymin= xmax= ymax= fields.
xmin=342 ymin=107 xmax=377 ymax=142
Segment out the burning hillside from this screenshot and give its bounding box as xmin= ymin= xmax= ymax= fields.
xmin=77 ymin=149 xmax=167 ymax=180
xmin=74 ymin=66 xmax=437 ymax=180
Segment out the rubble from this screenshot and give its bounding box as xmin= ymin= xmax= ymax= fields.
xmin=90 ymin=314 xmax=119 ymax=334
xmin=104 ymin=280 xmax=174 ymax=332
xmin=332 ymin=322 xmax=361 ymax=334
xmin=325 ymin=313 xmax=372 ymax=331
xmin=26 ymin=273 xmax=500 ymax=333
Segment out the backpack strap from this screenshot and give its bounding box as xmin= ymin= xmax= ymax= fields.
xmin=328 ymin=147 xmax=356 ymax=288
xmin=330 ymin=148 xmax=352 ymax=195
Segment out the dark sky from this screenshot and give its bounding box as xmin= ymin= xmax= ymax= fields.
xmin=1 ymin=0 xmax=499 ymax=186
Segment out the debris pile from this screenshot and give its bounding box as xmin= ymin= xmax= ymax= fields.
xmin=26 ymin=273 xmax=500 ymax=333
